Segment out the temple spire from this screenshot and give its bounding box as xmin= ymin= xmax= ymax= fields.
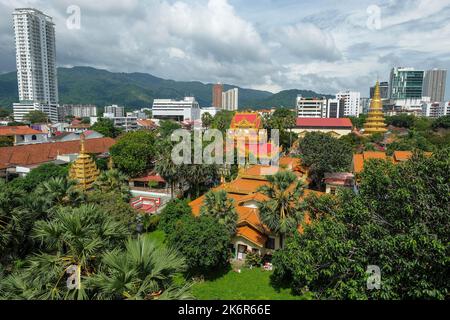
xmin=363 ymin=81 xmax=387 ymax=135
xmin=69 ymin=133 xmax=100 ymax=190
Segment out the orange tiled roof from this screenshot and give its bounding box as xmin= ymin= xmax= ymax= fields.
xmin=0 ymin=138 xmax=115 ymax=169
xmin=0 ymin=126 xmax=44 ymax=136
xmin=353 ymin=151 xmax=387 ymax=174
xmin=392 ymin=151 xmax=432 ymax=163
xmin=236 ymin=225 xmax=267 ymax=247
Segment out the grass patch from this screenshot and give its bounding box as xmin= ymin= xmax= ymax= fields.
xmin=192 ymin=268 xmax=308 ymax=300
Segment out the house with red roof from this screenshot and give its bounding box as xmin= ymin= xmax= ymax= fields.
xmin=293 ymin=118 xmax=353 ymax=137
xmin=0 ymin=126 xmax=48 ymax=145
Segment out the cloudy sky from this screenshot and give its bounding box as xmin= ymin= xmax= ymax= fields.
xmin=1 ymin=0 xmax=450 ymax=98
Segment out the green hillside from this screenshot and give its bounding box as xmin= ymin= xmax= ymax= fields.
xmin=0 ymin=66 xmax=331 ymax=110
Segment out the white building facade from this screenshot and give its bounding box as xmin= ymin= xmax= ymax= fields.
xmin=422 ymin=102 xmax=449 ymax=118
xmin=13 ymin=8 xmax=59 ymax=123
xmin=222 ymin=88 xmax=239 ymax=111
xmin=296 ymin=96 xmax=327 ymax=118
xmin=152 ymin=97 xmax=201 ymax=122
xmin=104 ymin=105 xmax=124 ymax=117
xmin=336 ymin=91 xmax=361 ymax=116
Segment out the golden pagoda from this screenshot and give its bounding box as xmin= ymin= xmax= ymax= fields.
xmin=364 ymin=81 xmax=387 ymax=135
xmin=69 ymin=133 xmax=100 ymax=190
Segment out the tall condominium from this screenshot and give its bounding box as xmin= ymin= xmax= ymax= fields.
xmin=212 ymin=83 xmax=223 ymax=109
xmin=296 ymin=96 xmax=327 ymax=118
xmin=222 ymin=88 xmax=239 ymax=111
xmin=13 ymin=8 xmax=58 ymax=122
xmin=336 ymin=91 xmax=361 ymax=116
xmin=326 ymin=98 xmax=345 ymax=118
xmin=58 ymin=104 xmax=97 ymax=121
xmin=423 ymin=69 xmax=447 ymax=102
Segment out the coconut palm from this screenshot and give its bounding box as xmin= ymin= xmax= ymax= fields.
xmin=200 ymin=190 xmax=238 ymax=236
xmin=257 ymin=171 xmax=305 ymax=248
xmin=89 ymin=235 xmax=193 ymax=300
xmin=93 ymin=169 xmax=131 ymax=201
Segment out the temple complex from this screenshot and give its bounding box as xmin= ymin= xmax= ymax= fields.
xmin=69 ymin=133 xmax=100 ymax=190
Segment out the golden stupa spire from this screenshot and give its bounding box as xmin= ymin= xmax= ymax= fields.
xmin=69 ymin=133 xmax=100 ymax=190
xmin=364 ymin=81 xmax=387 ymax=135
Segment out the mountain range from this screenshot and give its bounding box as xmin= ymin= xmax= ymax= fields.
xmin=0 ymin=66 xmax=333 ymax=110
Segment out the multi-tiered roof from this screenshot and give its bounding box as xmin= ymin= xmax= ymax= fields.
xmin=69 ymin=133 xmax=100 ymax=190
xmin=364 ymin=81 xmax=387 ymax=135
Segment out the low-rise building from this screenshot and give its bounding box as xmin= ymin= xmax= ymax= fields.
xmin=0 ymin=126 xmax=48 ymax=145
xmin=292 ymin=118 xmax=353 ymax=137
xmin=152 ymin=97 xmax=201 ymax=122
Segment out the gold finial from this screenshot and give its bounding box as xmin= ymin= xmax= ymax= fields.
xmin=80 ymin=132 xmax=86 ymax=154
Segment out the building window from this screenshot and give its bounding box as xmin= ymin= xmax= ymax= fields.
xmin=265 ymin=237 xmax=275 ymax=250
xmin=330 ymin=187 xmax=337 ymax=195
xmin=31 ymin=135 xmax=37 ymax=140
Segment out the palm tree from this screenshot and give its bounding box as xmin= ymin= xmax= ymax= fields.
xmin=156 ymin=153 xmax=181 ymax=199
xmin=89 ymin=235 xmax=193 ymax=300
xmin=36 ymin=177 xmax=85 ymax=207
xmin=200 ymin=190 xmax=238 ymax=236
xmin=94 ymin=169 xmax=131 ymax=201
xmin=3 ymin=204 xmax=131 ymax=300
xmin=257 ymin=171 xmax=305 ymax=248
xmin=201 ymin=112 xmax=213 ymax=129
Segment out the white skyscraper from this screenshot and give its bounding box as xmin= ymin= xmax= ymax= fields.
xmin=13 ymin=8 xmax=59 ymax=122
xmin=222 ymin=88 xmax=239 ymax=111
xmin=336 ymin=91 xmax=361 ymax=116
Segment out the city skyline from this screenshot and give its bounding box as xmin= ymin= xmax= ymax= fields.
xmin=0 ymin=0 xmax=450 ymax=100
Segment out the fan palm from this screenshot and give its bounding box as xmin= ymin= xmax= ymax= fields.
xmin=257 ymin=171 xmax=305 ymax=248
xmin=89 ymin=235 xmax=193 ymax=300
xmin=200 ymin=190 xmax=238 ymax=236
xmin=93 ymin=169 xmax=131 ymax=201
xmin=155 ymin=153 xmax=181 ymax=199
xmin=36 ymin=177 xmax=86 ymax=207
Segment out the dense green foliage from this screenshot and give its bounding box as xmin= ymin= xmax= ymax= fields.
xmin=298 ymin=132 xmax=353 ymax=188
xmin=386 ymin=114 xmax=416 ymax=128
xmin=272 ymin=149 xmax=450 ymax=299
xmin=0 ymin=67 xmax=273 ymax=109
xmin=158 ymin=199 xmax=192 ymax=235
xmin=167 ymin=215 xmax=231 ymax=275
xmin=212 ymin=110 xmax=235 ymax=132
xmin=0 ymin=136 xmax=13 ymax=147
xmin=24 ymin=110 xmax=48 ymax=124
xmin=158 ymin=120 xmax=181 ymax=139
xmin=9 ymin=163 xmax=68 ymax=192
xmin=432 ymin=115 xmax=450 ymax=130
xmin=90 ymin=118 xmax=122 ymax=138
xmin=0 ymin=107 xmax=10 ymax=118
xmin=110 ymin=130 xmax=157 ymax=177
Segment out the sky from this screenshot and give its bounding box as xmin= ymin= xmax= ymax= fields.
xmin=1 ymin=0 xmax=450 ymax=98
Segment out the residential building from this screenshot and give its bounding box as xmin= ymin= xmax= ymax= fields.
xmin=323 ymin=173 xmax=355 ymax=195
xmin=222 ymin=88 xmax=239 ymax=111
xmin=296 ymin=96 xmax=327 ymax=118
xmin=370 ymin=82 xmax=389 ymax=100
xmin=423 ymin=69 xmax=447 ymax=102
xmin=336 ymin=91 xmax=361 ymax=116
xmin=292 ymin=118 xmax=353 ymax=137
xmin=58 ymin=104 xmax=97 ymax=120
xmin=422 ymin=102 xmax=449 ymax=118
xmin=326 ymin=98 xmax=345 ymax=118
xmin=127 ymin=110 xmax=147 ymax=119
xmin=360 ymin=97 xmax=370 ymax=114
xmin=100 ymin=113 xmax=138 ymax=132
xmin=51 ymin=130 xmax=104 ymax=142
xmin=13 ymin=102 xmax=58 ymax=123
xmin=389 ymin=67 xmax=424 ymax=110
xmin=104 ymin=105 xmax=124 ymax=117
xmin=0 ymin=126 xmax=48 ymax=145
xmin=152 ymin=97 xmax=201 ymax=122
xmin=212 ymin=83 xmax=223 ymax=109
xmin=12 ymin=8 xmax=58 ymax=122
